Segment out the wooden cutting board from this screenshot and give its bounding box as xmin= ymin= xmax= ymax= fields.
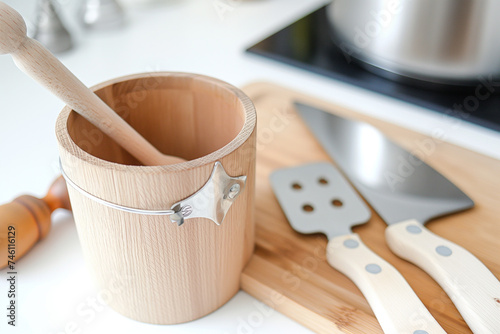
xmin=239 ymin=82 xmax=500 ymax=334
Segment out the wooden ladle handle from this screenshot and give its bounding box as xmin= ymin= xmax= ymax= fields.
xmin=0 ymin=2 xmax=184 ymax=166
xmin=0 ymin=176 xmax=71 ymax=269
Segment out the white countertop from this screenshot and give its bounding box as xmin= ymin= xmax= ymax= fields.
xmin=1 ymin=0 xmax=499 ymax=333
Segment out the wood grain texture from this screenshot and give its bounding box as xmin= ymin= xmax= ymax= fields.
xmin=0 ymin=2 xmax=27 ymax=54
xmin=0 ymin=2 xmax=183 ymax=165
xmin=0 ymin=200 xmax=47 ymax=269
xmin=0 ymin=176 xmax=70 ymax=269
xmin=55 ymin=73 xmax=257 ymax=324
xmin=239 ymin=82 xmax=500 ymax=334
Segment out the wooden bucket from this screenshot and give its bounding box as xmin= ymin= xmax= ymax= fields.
xmin=55 ymin=72 xmax=256 ymax=324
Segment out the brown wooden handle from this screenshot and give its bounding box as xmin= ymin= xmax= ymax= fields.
xmin=0 ymin=2 xmax=185 ymax=166
xmin=0 ymin=176 xmax=71 ymax=269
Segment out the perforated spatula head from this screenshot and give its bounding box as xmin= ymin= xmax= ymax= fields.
xmin=270 ymin=162 xmax=371 ymax=240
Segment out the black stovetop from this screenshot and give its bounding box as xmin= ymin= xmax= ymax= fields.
xmin=247 ymin=6 xmax=500 ymax=133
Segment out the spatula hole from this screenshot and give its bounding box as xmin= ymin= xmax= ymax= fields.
xmin=292 ymin=183 xmax=302 ymax=190
xmin=318 ymin=177 xmax=328 ymax=185
xmin=331 ymin=199 xmax=343 ymax=207
xmin=302 ymin=204 xmax=314 ymax=212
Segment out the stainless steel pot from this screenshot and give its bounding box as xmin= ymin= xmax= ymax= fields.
xmin=327 ymin=0 xmax=500 ymax=85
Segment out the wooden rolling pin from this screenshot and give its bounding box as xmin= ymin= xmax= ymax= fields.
xmin=0 ymin=176 xmax=71 ymax=269
xmin=0 ymin=2 xmax=184 ymax=166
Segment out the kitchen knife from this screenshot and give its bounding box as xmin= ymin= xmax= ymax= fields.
xmin=270 ymin=162 xmax=445 ymax=334
xmin=294 ymin=101 xmax=500 ymax=333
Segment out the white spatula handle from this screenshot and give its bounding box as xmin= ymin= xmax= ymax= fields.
xmin=327 ymin=233 xmax=445 ymax=334
xmin=386 ymin=219 xmax=500 ymax=334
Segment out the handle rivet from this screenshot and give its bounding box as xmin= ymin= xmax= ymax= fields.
xmin=365 ymin=263 xmax=382 ymax=274
xmin=343 ymin=239 xmax=359 ymax=248
xmin=406 ymin=225 xmax=422 ymax=234
xmin=436 ymin=245 xmax=452 ymax=257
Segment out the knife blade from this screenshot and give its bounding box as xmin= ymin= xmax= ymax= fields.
xmin=294 ymin=101 xmax=500 ymax=333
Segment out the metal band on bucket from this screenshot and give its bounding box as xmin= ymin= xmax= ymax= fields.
xmin=60 ymin=160 xmax=246 ymax=226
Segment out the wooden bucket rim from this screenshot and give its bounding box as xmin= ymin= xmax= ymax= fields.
xmin=55 ymin=72 xmax=256 ymax=173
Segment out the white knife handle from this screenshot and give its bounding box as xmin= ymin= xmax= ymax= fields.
xmin=386 ymin=219 xmax=500 ymax=334
xmin=327 ymin=233 xmax=445 ymax=334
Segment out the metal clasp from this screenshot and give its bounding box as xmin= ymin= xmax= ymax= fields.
xmin=60 ymin=160 xmax=246 ymax=227
xmin=169 ymin=162 xmax=246 ymax=226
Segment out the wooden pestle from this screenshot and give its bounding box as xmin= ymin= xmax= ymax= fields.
xmin=0 ymin=176 xmax=72 ymax=269
xmin=0 ymin=2 xmax=185 ymax=166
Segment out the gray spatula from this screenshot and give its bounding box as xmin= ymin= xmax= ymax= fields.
xmin=270 ymin=162 xmax=445 ymax=334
